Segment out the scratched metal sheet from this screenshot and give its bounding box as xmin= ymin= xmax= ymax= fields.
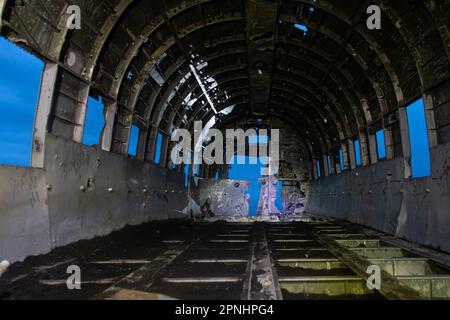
xmin=198 ymin=179 xmax=250 ymax=217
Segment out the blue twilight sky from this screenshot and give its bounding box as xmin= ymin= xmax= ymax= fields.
xmin=0 ymin=37 xmax=431 ymax=180
xmin=0 ymin=37 xmax=43 ymax=166
xmin=83 ymin=97 xmax=104 ymax=147
xmin=407 ymin=99 xmax=431 ymax=178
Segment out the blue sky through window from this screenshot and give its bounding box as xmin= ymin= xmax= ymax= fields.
xmin=354 ymin=139 xmax=361 ymax=166
xmin=327 ymin=155 xmax=332 ymax=174
xmin=83 ymin=97 xmax=104 ymax=146
xmin=376 ymin=129 xmax=386 ymax=159
xmin=184 ymin=164 xmax=190 ymax=187
xmin=0 ymin=37 xmax=43 ymax=166
xmin=407 ymin=99 xmax=430 ymax=178
xmin=128 ymin=125 xmax=139 ymax=156
xmin=154 ymin=132 xmax=163 ymax=164
xmin=339 ymin=149 xmax=348 ymax=171
xmin=294 ymin=24 xmax=308 ymax=34
xmin=316 ymin=160 xmax=321 ymax=177
xmin=275 ymin=182 xmax=283 ymax=212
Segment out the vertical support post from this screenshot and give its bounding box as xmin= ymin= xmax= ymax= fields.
xmin=347 ymin=139 xmax=357 ymax=170
xmin=109 ymin=105 xmax=133 ymax=155
xmin=136 ymin=127 xmax=149 ymax=162
xmin=72 ymin=84 xmax=90 ymax=143
xmin=398 ymin=107 xmax=412 ymax=178
xmin=384 ymin=126 xmax=395 ymax=160
xmin=341 ymin=142 xmax=349 ymax=169
xmin=31 ymin=63 xmax=59 ymax=168
xmin=329 ymin=153 xmax=336 ymax=175
xmin=221 ymin=163 xmax=228 ymax=179
xmin=147 ymin=127 xmax=158 ymax=163
xmin=323 ymin=155 xmax=329 ymax=177
xmin=335 ymin=152 xmax=342 ymax=174
xmin=100 ymin=101 xmax=117 ymax=152
xmin=368 ymin=133 xmax=378 ymax=165
xmin=359 ymin=131 xmax=370 ymax=166
xmin=160 ymin=133 xmax=170 ymax=168
xmin=423 ymin=93 xmax=438 ymax=148
xmin=0 ymin=0 xmax=6 ymax=31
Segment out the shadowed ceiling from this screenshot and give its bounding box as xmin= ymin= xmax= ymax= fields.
xmin=1 ymin=0 xmax=449 ymax=170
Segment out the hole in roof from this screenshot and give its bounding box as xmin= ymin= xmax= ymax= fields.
xmin=294 ymin=24 xmax=308 ymax=34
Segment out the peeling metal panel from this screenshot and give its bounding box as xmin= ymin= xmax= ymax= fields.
xmin=198 ymin=179 xmax=250 ymax=218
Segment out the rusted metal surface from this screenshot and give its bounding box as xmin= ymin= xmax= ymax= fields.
xmin=198 ymin=179 xmax=250 ymax=218
xmin=256 ymin=176 xmax=280 ymax=217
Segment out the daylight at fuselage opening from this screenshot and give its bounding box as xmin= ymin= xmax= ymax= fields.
xmin=228 ymin=155 xmax=283 ymax=216
xmin=0 ymin=37 xmax=42 ymax=166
